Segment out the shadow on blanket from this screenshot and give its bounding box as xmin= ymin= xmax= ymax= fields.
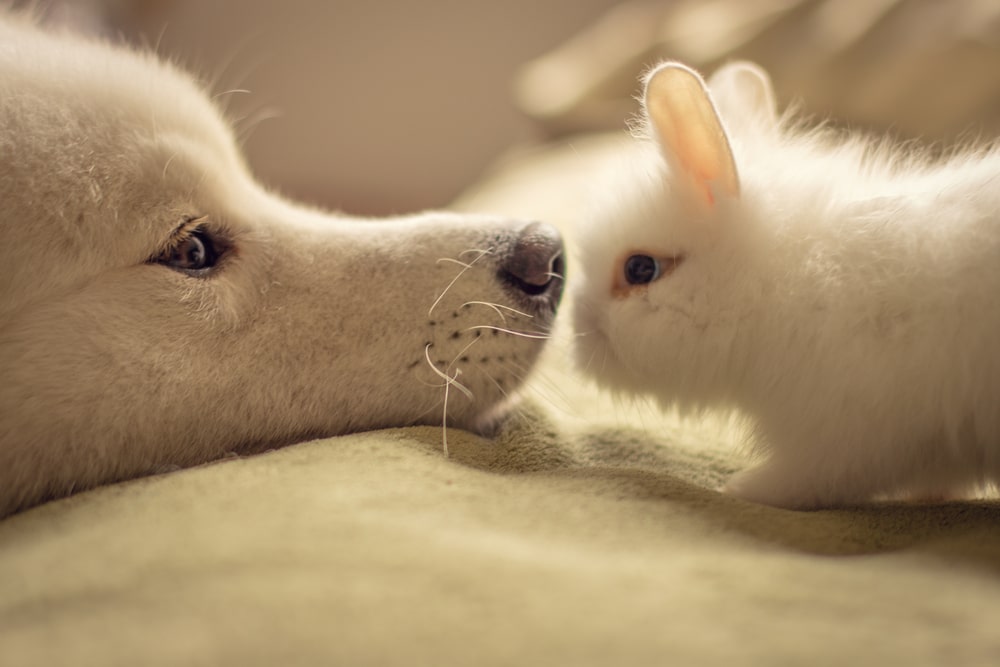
xmin=432 ymin=404 xmax=1000 ymax=565
xmin=3 ymin=392 xmax=999 ymax=665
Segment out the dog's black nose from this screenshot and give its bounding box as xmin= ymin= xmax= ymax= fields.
xmin=501 ymin=222 xmax=565 ymax=303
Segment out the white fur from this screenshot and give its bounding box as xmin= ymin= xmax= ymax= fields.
xmin=573 ymin=60 xmax=1000 ymax=509
xmin=0 ymin=14 xmax=563 ymax=516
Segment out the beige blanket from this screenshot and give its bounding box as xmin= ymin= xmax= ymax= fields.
xmin=2 ymin=134 xmax=999 ymax=666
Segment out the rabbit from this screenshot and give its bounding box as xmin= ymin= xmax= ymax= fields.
xmin=571 ymin=60 xmax=1000 ymax=510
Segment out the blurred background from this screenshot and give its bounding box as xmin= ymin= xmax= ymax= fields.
xmin=14 ymin=0 xmax=1000 ymax=214
xmin=16 ymin=0 xmax=624 ymax=214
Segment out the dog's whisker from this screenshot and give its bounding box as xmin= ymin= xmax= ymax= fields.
xmin=463 ymin=325 xmax=552 ymax=340
xmin=440 ymin=372 xmax=453 ymax=458
xmin=415 ymin=376 xmax=454 ymax=390
xmin=472 ymin=301 xmax=506 ymax=324
xmin=471 ymin=363 xmax=511 ymax=400
xmin=428 ymin=247 xmax=492 ymax=317
xmin=152 ymin=21 xmax=170 ymax=56
xmin=206 ymin=34 xmax=268 ymax=104
xmin=234 ymin=107 xmax=283 ymax=144
xmin=212 ymin=88 xmax=253 ymax=100
xmin=422 ymin=344 xmax=476 ymax=458
xmin=428 ymin=267 xmax=474 ymax=318
xmin=423 ymin=344 xmax=472 ymax=400
xmin=436 ymin=258 xmax=476 ymax=271
xmin=503 ymin=359 xmax=542 ymax=385
xmin=409 ymin=397 xmax=446 ymax=425
xmin=461 ymin=301 xmax=535 ymax=323
xmin=459 ymin=247 xmax=495 ymax=259
xmin=446 ymin=336 xmax=484 ymax=374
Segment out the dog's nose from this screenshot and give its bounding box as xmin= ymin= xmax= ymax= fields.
xmin=501 ymin=222 xmax=565 ymax=302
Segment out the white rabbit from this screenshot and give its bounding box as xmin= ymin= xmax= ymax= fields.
xmin=572 ymin=60 xmax=1000 ymax=509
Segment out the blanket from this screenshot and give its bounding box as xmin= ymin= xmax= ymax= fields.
xmin=2 ymin=134 xmax=999 ymax=666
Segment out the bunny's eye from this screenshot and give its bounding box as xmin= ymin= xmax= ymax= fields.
xmin=624 ymin=255 xmax=660 ymax=285
xmin=615 ymin=253 xmax=685 ymax=294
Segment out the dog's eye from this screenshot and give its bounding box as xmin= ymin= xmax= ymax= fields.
xmin=624 ymin=255 xmax=660 ymax=285
xmin=156 ymin=227 xmax=222 ymax=275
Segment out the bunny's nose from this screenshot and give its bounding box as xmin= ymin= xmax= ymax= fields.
xmin=500 ymin=222 xmax=565 ymax=307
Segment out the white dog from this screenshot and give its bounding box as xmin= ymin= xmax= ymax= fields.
xmin=0 ymin=12 xmax=564 ymax=517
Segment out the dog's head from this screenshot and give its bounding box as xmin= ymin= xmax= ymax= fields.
xmin=0 ymin=15 xmax=563 ymax=514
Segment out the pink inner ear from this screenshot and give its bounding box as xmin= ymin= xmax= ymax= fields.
xmin=695 ymin=178 xmax=716 ymax=207
xmin=646 ymin=64 xmax=740 ymax=207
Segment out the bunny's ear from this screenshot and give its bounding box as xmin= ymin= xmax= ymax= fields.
xmin=643 ymin=62 xmax=739 ymax=206
xmin=708 ymin=61 xmax=777 ymax=129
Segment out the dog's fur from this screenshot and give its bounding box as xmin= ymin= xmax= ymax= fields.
xmin=0 ymin=13 xmax=563 ymax=516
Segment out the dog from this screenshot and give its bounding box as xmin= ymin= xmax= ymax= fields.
xmin=0 ymin=12 xmax=564 ymax=517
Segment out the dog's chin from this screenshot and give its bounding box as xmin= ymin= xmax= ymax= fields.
xmin=467 ymin=395 xmax=524 ymax=439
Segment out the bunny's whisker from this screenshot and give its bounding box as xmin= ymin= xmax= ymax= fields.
xmin=460 ymin=301 xmax=535 ymax=324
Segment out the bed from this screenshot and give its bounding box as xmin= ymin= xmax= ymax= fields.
xmin=3 ymin=1 xmax=1000 ymax=664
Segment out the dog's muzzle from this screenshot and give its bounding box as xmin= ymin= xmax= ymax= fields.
xmin=499 ymin=222 xmax=565 ymax=318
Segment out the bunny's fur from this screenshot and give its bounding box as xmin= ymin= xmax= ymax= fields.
xmin=573 ymin=61 xmax=1000 ymax=509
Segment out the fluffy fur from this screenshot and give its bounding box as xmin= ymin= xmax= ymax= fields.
xmin=573 ymin=60 xmax=1000 ymax=509
xmin=0 ymin=13 xmax=563 ymax=516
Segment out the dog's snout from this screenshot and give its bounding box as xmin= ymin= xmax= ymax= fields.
xmin=501 ymin=222 xmax=565 ymax=303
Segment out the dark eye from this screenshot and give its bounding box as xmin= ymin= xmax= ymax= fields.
xmin=155 ymin=227 xmax=222 ymax=275
xmin=624 ymin=255 xmax=660 ymax=285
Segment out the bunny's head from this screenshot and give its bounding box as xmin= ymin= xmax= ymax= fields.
xmin=573 ymin=61 xmax=782 ymax=410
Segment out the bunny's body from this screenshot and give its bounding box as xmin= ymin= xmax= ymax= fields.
xmin=573 ymin=61 xmax=1000 ymax=509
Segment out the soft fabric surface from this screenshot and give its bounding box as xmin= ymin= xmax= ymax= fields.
xmin=3 ymin=137 xmax=1000 ymax=666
